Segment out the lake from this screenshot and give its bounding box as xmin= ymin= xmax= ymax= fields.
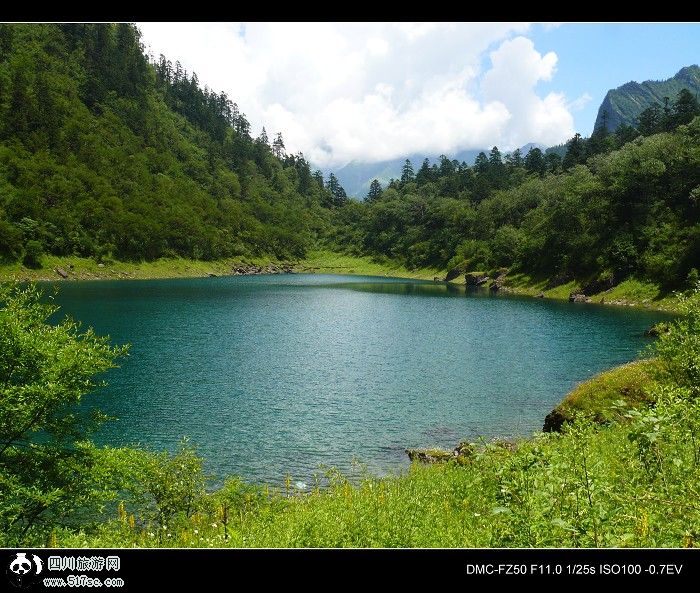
xmin=51 ymin=274 xmax=669 ymax=486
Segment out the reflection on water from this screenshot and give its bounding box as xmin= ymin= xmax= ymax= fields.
xmin=49 ymin=273 xmax=670 ymax=485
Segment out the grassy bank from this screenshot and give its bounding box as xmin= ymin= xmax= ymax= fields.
xmin=297 ymin=250 xmax=441 ymax=280
xmin=502 ymin=272 xmax=681 ymax=312
xmin=0 ymin=251 xmax=680 ymax=313
xmin=543 ymin=360 xmax=659 ymax=431
xmin=0 ymin=255 xmax=278 ymax=282
xmin=0 ymin=250 xmax=441 ymax=283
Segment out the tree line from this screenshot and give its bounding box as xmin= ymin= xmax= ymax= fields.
xmin=330 ymin=89 xmax=700 ymax=290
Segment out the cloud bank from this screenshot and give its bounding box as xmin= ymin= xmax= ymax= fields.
xmin=138 ymin=22 xmax=577 ymax=167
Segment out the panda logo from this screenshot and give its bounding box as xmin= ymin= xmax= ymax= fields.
xmin=7 ymin=553 xmax=43 ymax=589
xmin=9 ymin=554 xmax=32 ymax=575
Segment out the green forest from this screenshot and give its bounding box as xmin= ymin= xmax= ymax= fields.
xmin=1 ymin=24 xmax=699 ymax=297
xmin=0 ymin=23 xmax=337 ymax=266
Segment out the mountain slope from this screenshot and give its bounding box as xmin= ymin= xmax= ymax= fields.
xmin=595 ymin=65 xmax=700 ymax=131
xmin=0 ymin=24 xmax=332 ymax=265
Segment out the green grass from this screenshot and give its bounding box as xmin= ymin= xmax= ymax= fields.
xmin=56 ymin=390 xmax=700 ymax=548
xmin=504 ymin=272 xmax=680 ymax=312
xmin=0 ymin=255 xmax=281 ymax=282
xmin=552 ymin=360 xmax=659 ymax=426
xmin=0 ymin=251 xmax=442 ymax=284
xmin=298 ymin=250 xmax=441 ymax=280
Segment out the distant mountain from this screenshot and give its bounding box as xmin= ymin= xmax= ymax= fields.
xmin=595 ymin=65 xmax=700 ymax=132
xmin=326 ymin=144 xmax=544 ymax=199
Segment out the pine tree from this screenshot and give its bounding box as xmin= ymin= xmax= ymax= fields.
xmin=474 ymin=152 xmax=489 ymax=175
xmin=326 ymin=173 xmax=347 ymax=207
xmin=366 ymin=179 xmax=383 ymax=202
xmin=545 ymin=152 xmax=561 ymax=174
xmin=257 ymin=127 xmax=269 ymax=146
xmin=400 ymin=159 xmax=414 ymax=184
xmin=507 ymin=148 xmax=523 ymax=168
xmin=272 ymin=132 xmax=285 ymax=158
xmin=415 ymin=158 xmax=432 ymax=185
xmin=671 ymin=88 xmax=700 ymax=128
xmin=614 ymin=123 xmax=638 ymax=147
xmin=562 ymin=133 xmax=586 ymax=169
xmin=586 ymin=115 xmax=612 ymax=158
xmin=524 ymin=148 xmax=545 ymax=175
xmin=637 ymin=104 xmax=662 ymax=136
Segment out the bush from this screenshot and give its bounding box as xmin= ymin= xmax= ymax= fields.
xmin=22 ymin=240 xmax=44 ymax=268
xmin=652 ymin=283 xmax=700 ymax=394
xmin=0 ymin=283 xmax=128 ymax=545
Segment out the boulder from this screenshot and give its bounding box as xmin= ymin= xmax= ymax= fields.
xmin=543 ymin=408 xmax=567 ymax=433
xmin=207 ymin=273 xmax=217 ymax=277
xmin=405 ymin=448 xmax=453 ymax=463
xmin=489 ymin=273 xmax=507 ymax=292
xmin=581 ymin=274 xmax=616 ymax=295
xmin=568 ymin=292 xmax=591 ymax=303
xmin=465 ymin=273 xmax=489 ymax=286
xmin=644 ymin=322 xmax=670 ymax=337
xmin=536 ymin=292 xmax=545 ymax=298
xmin=55 ymin=267 xmax=69 ymax=279
xmin=453 ymin=441 xmax=474 ymax=458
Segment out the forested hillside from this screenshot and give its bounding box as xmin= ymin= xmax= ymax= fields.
xmin=1 ymin=23 xmax=699 ymax=296
xmin=0 ymin=24 xmax=338 ymax=266
xmin=330 ymin=95 xmax=700 ymax=292
xmin=595 ymin=65 xmax=700 ymax=132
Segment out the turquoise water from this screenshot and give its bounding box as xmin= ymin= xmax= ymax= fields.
xmin=51 ymin=274 xmax=669 ymax=485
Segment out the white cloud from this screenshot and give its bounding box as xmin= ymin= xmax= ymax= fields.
xmin=568 ymin=92 xmax=593 ymax=111
xmin=137 ymin=22 xmax=576 ymax=167
xmin=481 ymin=36 xmax=574 ymax=148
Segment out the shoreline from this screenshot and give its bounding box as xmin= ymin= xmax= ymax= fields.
xmin=0 ymin=250 xmax=679 ymax=313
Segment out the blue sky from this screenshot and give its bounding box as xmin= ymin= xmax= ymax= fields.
xmin=139 ymin=23 xmax=700 ymax=166
xmin=528 ymin=23 xmax=700 ymax=135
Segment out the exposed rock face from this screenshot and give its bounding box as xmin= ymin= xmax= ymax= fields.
xmin=230 ymin=262 xmax=295 ymax=276
xmin=581 ymin=275 xmax=616 ymax=295
xmin=405 ymin=441 xmax=475 ymax=464
xmin=55 ymin=267 xmax=69 ymax=278
xmin=569 ymin=293 xmax=591 ymax=303
xmin=594 ymin=65 xmax=700 ymax=131
xmin=543 ymin=408 xmax=567 ymax=433
xmin=489 ymin=273 xmax=507 ymax=292
xmin=465 ymin=273 xmax=489 ymax=286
